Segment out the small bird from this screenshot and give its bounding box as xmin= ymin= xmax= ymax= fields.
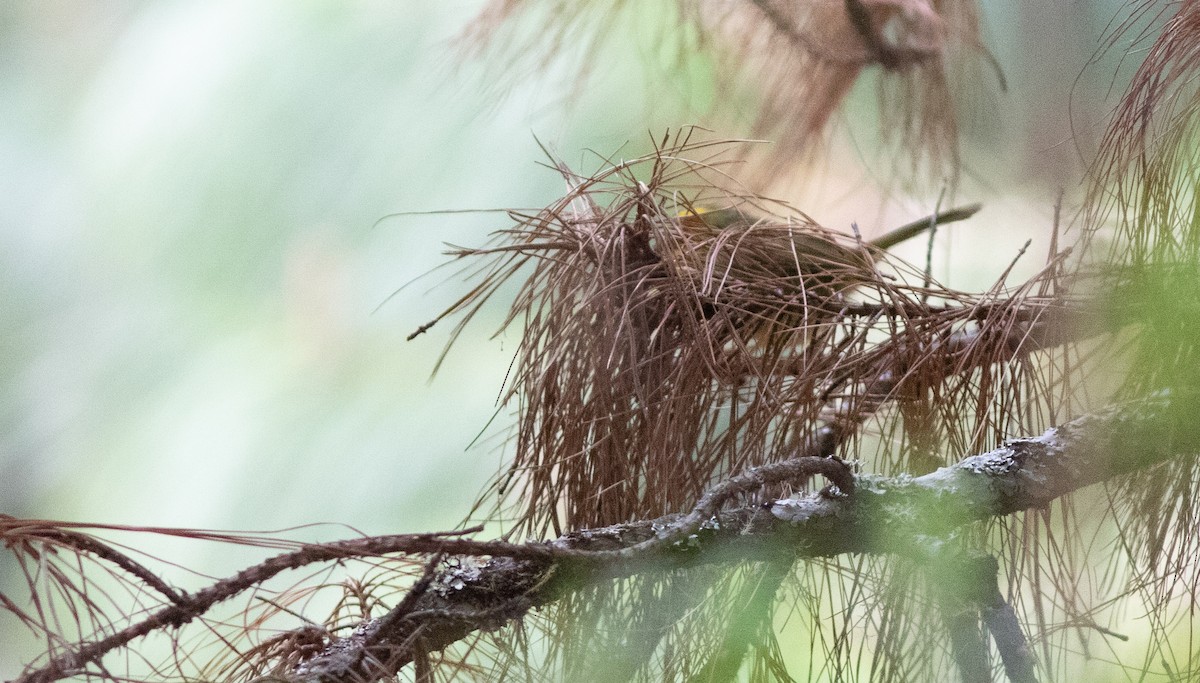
xmin=677 ymin=204 xmax=980 ymax=250
xmin=662 ymin=202 xmax=981 ymax=338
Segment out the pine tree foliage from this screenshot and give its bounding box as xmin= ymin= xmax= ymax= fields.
xmin=5 ymin=2 xmax=1200 ymax=683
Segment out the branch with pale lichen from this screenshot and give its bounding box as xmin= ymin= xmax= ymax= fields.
xmin=10 ymin=391 xmax=1190 ymax=683
xmin=8 ymin=304 xmax=1143 ymax=683
xmin=286 ymin=391 xmax=1197 ymax=683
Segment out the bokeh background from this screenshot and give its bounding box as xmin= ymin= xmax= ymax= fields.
xmin=0 ymin=0 xmax=1138 ymax=677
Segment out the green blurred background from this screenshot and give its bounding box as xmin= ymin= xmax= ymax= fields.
xmin=0 ymin=0 xmax=674 ymax=533
xmin=0 ymin=0 xmax=1141 ymax=678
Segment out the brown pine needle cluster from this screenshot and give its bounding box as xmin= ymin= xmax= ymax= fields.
xmin=414 ymin=130 xmax=1067 ymax=539
xmin=464 ymin=0 xmax=995 ymax=180
xmin=1080 ymin=1 xmax=1200 ymax=639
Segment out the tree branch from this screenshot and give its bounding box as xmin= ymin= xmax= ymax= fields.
xmin=16 ymin=389 xmax=1183 ymax=683
xmin=289 ymin=391 xmax=1197 ymax=682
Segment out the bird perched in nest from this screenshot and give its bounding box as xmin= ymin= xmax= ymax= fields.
xmin=661 ymin=203 xmax=981 ymax=338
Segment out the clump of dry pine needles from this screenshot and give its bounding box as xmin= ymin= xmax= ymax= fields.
xmin=413 ymin=129 xmax=1067 ymax=539
xmin=465 ymin=0 xmax=999 ymax=182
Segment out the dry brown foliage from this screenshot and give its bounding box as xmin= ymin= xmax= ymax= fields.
xmin=416 ymin=128 xmax=1064 ymax=539
xmin=8 ymin=2 xmax=1200 ymax=683
xmin=463 ymin=0 xmax=997 ymax=183
xmin=1079 ymin=3 xmax=1200 ymax=667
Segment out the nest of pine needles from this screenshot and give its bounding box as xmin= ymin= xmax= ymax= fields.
xmin=418 ymin=131 xmax=1063 ymax=539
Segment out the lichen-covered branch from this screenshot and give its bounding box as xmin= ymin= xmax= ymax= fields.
xmin=290 ymin=392 xmax=1197 ymax=682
